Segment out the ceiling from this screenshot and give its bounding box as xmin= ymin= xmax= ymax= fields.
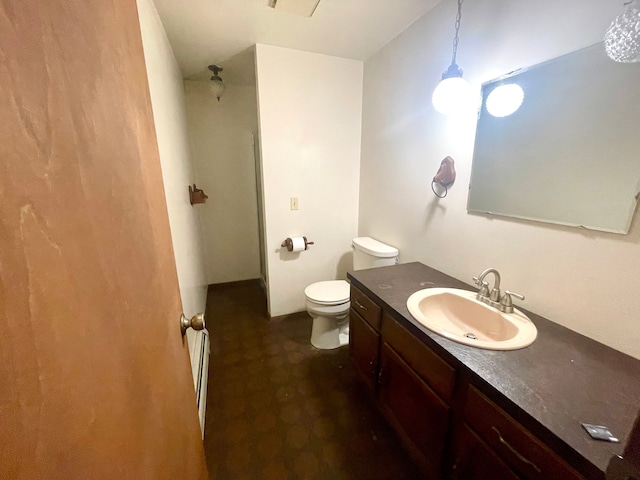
xmin=153 ymin=0 xmax=441 ymax=85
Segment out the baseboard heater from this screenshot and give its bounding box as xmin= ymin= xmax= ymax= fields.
xmin=188 ymin=329 xmax=210 ymax=437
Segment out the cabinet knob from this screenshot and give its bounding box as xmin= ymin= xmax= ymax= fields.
xmin=450 ymin=458 xmax=460 ymax=480
xmin=369 ymin=359 xmax=376 ymax=376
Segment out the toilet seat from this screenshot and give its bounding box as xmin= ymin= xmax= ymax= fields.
xmin=305 ymin=280 xmax=351 ymax=350
xmin=304 ymin=280 xmax=350 ymax=306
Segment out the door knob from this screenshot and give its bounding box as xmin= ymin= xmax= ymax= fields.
xmin=180 ymin=313 xmax=206 ymax=336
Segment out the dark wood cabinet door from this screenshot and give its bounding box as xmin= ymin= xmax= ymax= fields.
xmin=378 ymin=343 xmax=451 ymax=479
xmin=349 ymin=309 xmax=380 ymax=394
xmin=449 ymin=423 xmax=519 ymax=480
xmin=464 ymin=386 xmax=583 ymax=480
xmin=623 ymin=412 xmax=640 ymax=472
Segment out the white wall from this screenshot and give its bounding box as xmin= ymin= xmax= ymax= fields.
xmin=136 ymin=0 xmax=207 ymax=318
xmin=359 ymin=0 xmax=640 ymax=359
xmin=185 ymin=82 xmax=261 ymax=285
xmin=255 ymin=45 xmax=363 ymax=317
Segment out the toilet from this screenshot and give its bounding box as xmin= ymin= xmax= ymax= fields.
xmin=305 ymin=237 xmax=399 ymax=349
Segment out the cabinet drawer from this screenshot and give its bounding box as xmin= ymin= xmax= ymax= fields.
xmin=381 ymin=312 xmax=456 ymax=403
xmin=451 ymin=423 xmax=519 ymax=480
xmin=350 ymin=285 xmax=382 ymax=330
xmin=464 ymin=385 xmax=583 ymax=480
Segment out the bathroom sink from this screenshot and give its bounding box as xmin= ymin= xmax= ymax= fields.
xmin=406 ymin=288 xmax=537 ymax=350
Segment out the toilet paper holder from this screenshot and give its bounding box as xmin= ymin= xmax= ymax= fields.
xmin=281 ymin=237 xmax=314 ymax=251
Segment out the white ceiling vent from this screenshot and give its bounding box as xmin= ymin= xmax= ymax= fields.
xmin=268 ymin=0 xmax=321 ymax=17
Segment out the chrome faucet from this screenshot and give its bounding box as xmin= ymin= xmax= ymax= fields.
xmin=473 ymin=268 xmax=524 ymax=313
xmin=473 ymin=268 xmax=501 ymax=304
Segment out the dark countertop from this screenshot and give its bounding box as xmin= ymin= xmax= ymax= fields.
xmin=347 ymin=262 xmax=640 ymax=478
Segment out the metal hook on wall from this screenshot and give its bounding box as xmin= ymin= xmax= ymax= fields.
xmin=189 ymin=184 xmax=208 ymax=205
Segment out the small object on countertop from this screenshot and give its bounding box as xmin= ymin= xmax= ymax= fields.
xmin=189 ymin=184 xmax=208 ymax=205
xmin=281 ymin=236 xmax=314 ymax=252
xmin=582 ymin=423 xmax=620 ymax=442
xmin=431 ymin=156 xmax=456 ymax=198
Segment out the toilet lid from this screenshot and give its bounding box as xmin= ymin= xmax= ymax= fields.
xmin=304 ymin=280 xmax=350 ymax=305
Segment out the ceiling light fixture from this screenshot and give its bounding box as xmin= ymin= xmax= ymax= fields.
xmin=604 ymin=0 xmax=640 ymax=63
xmin=208 ymin=65 xmax=226 ymax=101
xmin=432 ymin=0 xmax=473 ymax=115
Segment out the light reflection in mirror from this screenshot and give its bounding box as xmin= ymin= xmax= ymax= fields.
xmin=486 ymin=83 xmax=524 ymax=117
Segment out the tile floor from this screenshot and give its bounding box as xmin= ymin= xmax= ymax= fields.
xmin=202 ymin=280 xmax=424 ymax=480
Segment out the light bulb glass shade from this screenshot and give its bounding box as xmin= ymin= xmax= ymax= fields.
xmin=604 ymin=0 xmax=640 ymax=63
xmin=432 ymin=76 xmax=473 ymax=115
xmin=486 ymin=83 xmax=525 ymax=117
xmin=210 ymin=78 xmax=226 ymax=101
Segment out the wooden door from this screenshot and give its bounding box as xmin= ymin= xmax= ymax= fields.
xmin=0 ymin=1 xmax=207 ymax=479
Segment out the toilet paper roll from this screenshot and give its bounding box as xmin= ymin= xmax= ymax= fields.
xmin=290 ymin=237 xmax=306 ymax=252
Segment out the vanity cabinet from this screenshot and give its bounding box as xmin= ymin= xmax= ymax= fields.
xmin=349 ymin=283 xmax=588 ymax=480
xmin=460 ymin=386 xmax=583 ymax=480
xmin=349 ymin=286 xmax=455 ymax=479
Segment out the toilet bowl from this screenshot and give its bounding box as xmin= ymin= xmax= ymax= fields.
xmin=304 ymin=236 xmax=399 ymax=350
xmin=305 ymin=280 xmax=351 ymax=350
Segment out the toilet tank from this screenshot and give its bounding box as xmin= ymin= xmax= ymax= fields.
xmin=352 ymin=237 xmax=399 ymax=270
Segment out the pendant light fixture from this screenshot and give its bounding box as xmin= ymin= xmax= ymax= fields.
xmin=604 ymin=0 xmax=640 ymax=63
xmin=208 ymin=65 xmax=226 ymax=101
xmin=432 ymin=0 xmax=473 ymax=115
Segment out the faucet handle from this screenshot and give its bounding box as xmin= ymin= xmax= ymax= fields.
xmin=472 ymin=276 xmax=482 ymax=287
xmin=505 ymin=290 xmax=525 ymax=301
xmin=499 ymin=290 xmax=525 ymax=313
xmin=478 ymin=281 xmax=490 ymax=298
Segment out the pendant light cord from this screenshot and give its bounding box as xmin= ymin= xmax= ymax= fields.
xmin=451 ymin=0 xmax=464 ymax=65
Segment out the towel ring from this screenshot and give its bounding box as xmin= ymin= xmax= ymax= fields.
xmin=431 ymin=180 xmax=448 ymax=198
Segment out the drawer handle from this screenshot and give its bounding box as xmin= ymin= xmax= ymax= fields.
xmin=492 ymin=426 xmax=542 ymax=474
xmin=355 ymin=299 xmax=368 ymax=311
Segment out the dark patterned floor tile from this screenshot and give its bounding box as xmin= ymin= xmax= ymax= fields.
xmin=203 ymin=281 xmax=424 ymax=480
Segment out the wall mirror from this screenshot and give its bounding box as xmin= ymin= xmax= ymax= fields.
xmin=468 ymin=43 xmax=640 ymax=234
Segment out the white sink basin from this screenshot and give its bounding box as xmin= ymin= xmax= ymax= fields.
xmin=406 ymin=288 xmax=537 ymax=350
